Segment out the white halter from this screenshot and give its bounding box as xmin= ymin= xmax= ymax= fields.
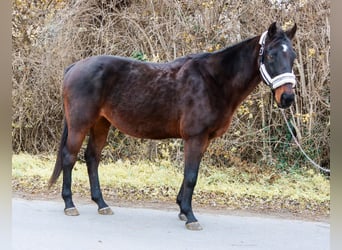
xmin=258 ymin=31 xmax=296 ymax=89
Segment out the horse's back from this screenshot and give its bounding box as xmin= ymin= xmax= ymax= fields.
xmin=63 ymin=55 xmax=190 ymax=90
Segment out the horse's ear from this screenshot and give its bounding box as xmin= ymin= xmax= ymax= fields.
xmin=268 ymin=22 xmax=278 ymax=38
xmin=285 ymin=23 xmax=297 ymax=40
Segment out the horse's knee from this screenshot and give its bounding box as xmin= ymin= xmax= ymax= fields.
xmin=184 ymin=171 xmax=198 ymax=188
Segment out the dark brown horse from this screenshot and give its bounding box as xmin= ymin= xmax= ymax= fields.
xmin=49 ymin=22 xmax=297 ymax=230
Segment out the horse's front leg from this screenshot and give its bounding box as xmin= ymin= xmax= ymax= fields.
xmin=177 ymin=135 xmax=209 ymax=230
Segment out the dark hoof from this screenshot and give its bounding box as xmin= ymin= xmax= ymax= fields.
xmin=178 ymin=213 xmax=187 ymax=221
xmin=98 ymin=207 xmax=114 ymax=215
xmin=186 ymin=222 xmax=203 ymax=231
xmin=64 ymin=207 xmax=80 ymax=216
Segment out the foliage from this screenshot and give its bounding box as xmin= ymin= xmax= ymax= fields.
xmin=12 ymin=0 xmax=330 ymax=172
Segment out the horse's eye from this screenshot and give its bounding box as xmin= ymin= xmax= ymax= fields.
xmin=266 ymin=54 xmax=273 ymax=61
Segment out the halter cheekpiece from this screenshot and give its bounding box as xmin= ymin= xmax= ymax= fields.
xmin=258 ymin=31 xmax=296 ymax=89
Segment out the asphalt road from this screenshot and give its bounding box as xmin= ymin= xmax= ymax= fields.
xmin=12 ymin=198 xmax=329 ymax=250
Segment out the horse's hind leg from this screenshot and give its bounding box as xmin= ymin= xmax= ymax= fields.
xmin=85 ymin=117 xmax=113 ymax=215
xmin=62 ymin=130 xmax=87 ymax=216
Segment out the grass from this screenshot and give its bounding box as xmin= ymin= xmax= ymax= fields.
xmin=12 ymin=153 xmax=330 ymax=217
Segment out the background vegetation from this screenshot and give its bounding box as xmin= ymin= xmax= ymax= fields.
xmin=12 ymin=0 xmax=330 ymax=172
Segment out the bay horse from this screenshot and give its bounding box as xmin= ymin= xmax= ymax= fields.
xmin=49 ymin=22 xmax=297 ymax=230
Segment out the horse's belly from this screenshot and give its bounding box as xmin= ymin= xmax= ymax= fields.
xmin=113 ymin=121 xmax=180 ymax=139
xmin=102 ymin=108 xmax=181 ymax=139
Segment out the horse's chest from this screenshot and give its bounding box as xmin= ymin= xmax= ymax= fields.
xmin=209 ymin=115 xmax=233 ymax=139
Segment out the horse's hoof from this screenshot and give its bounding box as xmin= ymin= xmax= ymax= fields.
xmin=64 ymin=207 xmax=80 ymax=216
xmin=186 ymin=222 xmax=203 ymax=231
xmin=178 ymin=213 xmax=187 ymax=221
xmin=98 ymin=207 xmax=114 ymax=215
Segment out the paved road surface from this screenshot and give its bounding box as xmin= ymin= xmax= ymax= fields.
xmin=12 ymin=198 xmax=329 ymax=250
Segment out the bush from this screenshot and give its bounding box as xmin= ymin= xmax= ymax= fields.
xmin=12 ymin=0 xmax=330 ymax=171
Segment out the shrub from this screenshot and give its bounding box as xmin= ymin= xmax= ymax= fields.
xmin=12 ymin=0 xmax=330 ymax=171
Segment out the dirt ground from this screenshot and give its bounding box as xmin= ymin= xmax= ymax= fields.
xmin=12 ymin=190 xmax=329 ymax=223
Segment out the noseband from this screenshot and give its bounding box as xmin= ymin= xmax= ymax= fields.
xmin=258 ymin=31 xmax=296 ymax=90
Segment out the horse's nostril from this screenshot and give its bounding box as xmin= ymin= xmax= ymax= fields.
xmin=281 ymin=93 xmax=295 ymax=108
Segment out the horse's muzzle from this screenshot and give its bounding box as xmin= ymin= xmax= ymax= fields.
xmin=273 ymin=83 xmax=295 ymax=109
xmin=280 ymin=92 xmax=295 ymax=108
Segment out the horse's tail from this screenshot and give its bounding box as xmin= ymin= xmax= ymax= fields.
xmin=48 ymin=63 xmax=76 ymax=188
xmin=48 ymin=120 xmax=68 ymax=188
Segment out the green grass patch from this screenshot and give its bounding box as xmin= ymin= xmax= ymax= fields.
xmin=12 ymin=153 xmax=330 ymax=217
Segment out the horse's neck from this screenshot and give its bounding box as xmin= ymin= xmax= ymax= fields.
xmin=210 ymin=36 xmax=262 ymax=104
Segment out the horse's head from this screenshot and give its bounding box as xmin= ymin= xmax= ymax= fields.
xmin=259 ymin=22 xmax=297 ymax=109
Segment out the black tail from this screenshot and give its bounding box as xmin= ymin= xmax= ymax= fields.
xmin=48 ymin=120 xmax=68 ymax=188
